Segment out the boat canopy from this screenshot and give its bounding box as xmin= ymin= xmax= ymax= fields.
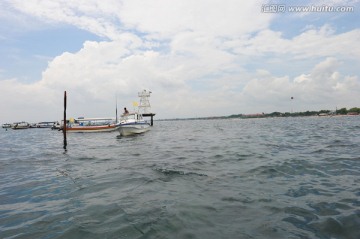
xmin=74 ymin=117 xmax=115 ymax=122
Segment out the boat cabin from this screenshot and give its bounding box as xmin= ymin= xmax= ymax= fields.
xmin=70 ymin=117 xmax=116 ymax=126
xmin=120 ymin=113 xmax=144 ymax=122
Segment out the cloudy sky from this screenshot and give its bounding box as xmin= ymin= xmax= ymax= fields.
xmin=0 ymin=0 xmax=359 ymax=122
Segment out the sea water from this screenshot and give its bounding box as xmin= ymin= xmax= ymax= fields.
xmin=0 ymin=116 xmax=359 ymax=239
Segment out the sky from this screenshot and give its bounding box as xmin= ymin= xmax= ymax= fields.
xmin=0 ymin=0 xmax=360 ymax=123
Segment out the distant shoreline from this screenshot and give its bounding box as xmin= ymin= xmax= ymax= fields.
xmin=157 ymin=108 xmax=360 ymax=121
xmin=2 ymin=108 xmax=359 ymax=125
xmin=157 ymin=114 xmax=358 ymax=122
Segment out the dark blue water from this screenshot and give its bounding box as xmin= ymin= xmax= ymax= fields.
xmin=1 ymin=116 xmax=359 ymax=239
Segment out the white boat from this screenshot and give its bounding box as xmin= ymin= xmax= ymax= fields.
xmin=36 ymin=121 xmax=57 ymax=128
xmin=51 ymin=122 xmax=61 ymax=130
xmin=2 ymin=123 xmax=12 ymax=129
xmin=117 ymin=113 xmax=150 ymax=136
xmin=65 ymin=117 xmax=119 ymax=133
xmin=11 ymin=121 xmax=30 ymax=130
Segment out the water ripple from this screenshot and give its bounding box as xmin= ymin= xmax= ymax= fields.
xmin=1 ymin=117 xmax=359 ymax=238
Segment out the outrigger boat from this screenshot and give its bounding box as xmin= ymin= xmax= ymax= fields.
xmin=64 ymin=117 xmax=119 ymax=133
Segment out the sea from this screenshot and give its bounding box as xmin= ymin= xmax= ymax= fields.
xmin=0 ymin=116 xmax=359 ymax=239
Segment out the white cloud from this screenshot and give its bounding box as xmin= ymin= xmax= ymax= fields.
xmin=294 ymin=74 xmax=311 ymax=83
xmin=231 ymin=25 xmax=360 ymax=59
xmin=7 ymin=0 xmax=272 ymax=40
xmin=240 ymin=57 xmax=360 ymax=113
xmin=7 ymin=0 xmax=123 ymax=39
xmin=0 ymin=1 xmax=359 ymax=123
xmin=119 ymin=0 xmax=271 ymax=37
xmin=0 ymin=78 xmax=59 ymax=122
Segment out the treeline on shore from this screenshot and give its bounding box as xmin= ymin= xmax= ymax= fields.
xmin=160 ymin=107 xmax=360 ymax=121
xmin=227 ymin=107 xmax=360 ymax=119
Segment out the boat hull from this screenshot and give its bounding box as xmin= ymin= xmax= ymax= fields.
xmin=118 ymin=123 xmax=150 ymax=136
xmin=66 ymin=124 xmax=118 ymax=133
xmin=11 ymin=126 xmax=29 ymax=130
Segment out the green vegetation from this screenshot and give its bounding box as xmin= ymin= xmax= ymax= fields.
xmin=159 ymin=107 xmax=359 ymax=121
xmin=227 ymin=107 xmax=359 ymax=119
xmin=349 ymin=107 xmax=360 ymax=113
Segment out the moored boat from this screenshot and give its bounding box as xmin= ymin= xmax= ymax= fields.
xmin=65 ymin=117 xmax=119 ymax=133
xmin=51 ymin=122 xmax=61 ymax=130
xmin=11 ymin=121 xmax=30 ymax=130
xmin=36 ymin=121 xmax=58 ymax=128
xmin=2 ymin=123 xmax=12 ymax=129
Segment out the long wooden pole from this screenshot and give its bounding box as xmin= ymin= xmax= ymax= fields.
xmin=116 ymin=95 xmax=118 ymax=123
xmin=63 ymin=91 xmax=67 ymax=150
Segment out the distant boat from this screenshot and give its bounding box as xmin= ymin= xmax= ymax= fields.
xmin=117 ymin=112 xmax=150 ymax=136
xmin=2 ymin=123 xmax=12 ymax=129
xmin=51 ymin=122 xmax=61 ymax=130
xmin=35 ymin=121 xmax=58 ymax=128
xmin=11 ymin=122 xmax=30 ymax=130
xmin=64 ymin=117 xmax=119 ymax=133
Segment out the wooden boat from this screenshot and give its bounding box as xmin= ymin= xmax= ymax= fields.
xmin=65 ymin=117 xmax=119 ymax=133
